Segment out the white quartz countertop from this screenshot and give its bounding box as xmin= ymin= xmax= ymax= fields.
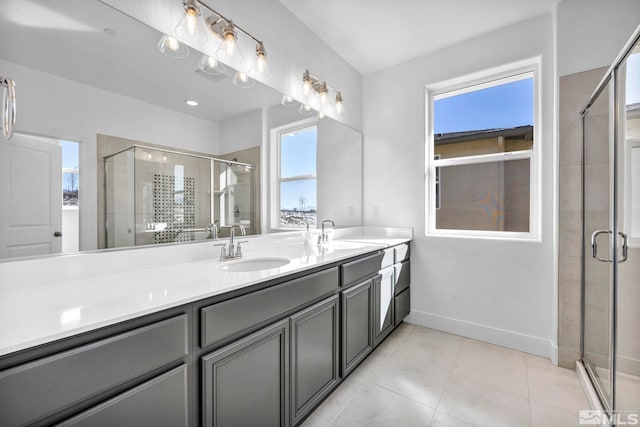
xmin=0 ymin=227 xmax=411 ymax=357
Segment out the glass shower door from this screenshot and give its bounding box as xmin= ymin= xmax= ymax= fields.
xmin=615 ymin=44 xmax=640 ymax=415
xmin=583 ymin=78 xmax=613 ymax=409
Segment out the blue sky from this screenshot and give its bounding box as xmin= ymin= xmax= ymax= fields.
xmin=280 ymin=126 xmax=317 ymax=210
xmin=434 ymin=78 xmax=534 ymax=134
xmin=60 ymin=140 xmax=79 ymax=169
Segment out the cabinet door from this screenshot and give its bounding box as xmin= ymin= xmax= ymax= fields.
xmin=58 ymin=365 xmax=188 ymax=427
xmin=374 ymin=268 xmax=394 ymax=347
xmin=202 ymin=319 xmax=289 ymax=427
xmin=290 ymin=295 xmax=339 ymax=425
xmin=341 ymin=279 xmax=374 ymax=377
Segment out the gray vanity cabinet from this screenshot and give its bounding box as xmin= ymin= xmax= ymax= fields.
xmin=58 ymin=365 xmax=188 ymax=426
xmin=341 ymin=278 xmax=374 ymax=377
xmin=290 ymin=295 xmax=339 ymax=426
xmin=201 ymin=318 xmax=290 ymax=427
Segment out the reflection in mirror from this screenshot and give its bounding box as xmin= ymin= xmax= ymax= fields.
xmin=0 ymin=0 xmax=362 ymax=260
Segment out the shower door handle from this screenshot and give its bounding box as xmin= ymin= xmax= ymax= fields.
xmin=618 ymin=231 xmax=628 ymax=263
xmin=591 ymin=230 xmax=612 ymax=263
xmin=1 ymin=76 xmax=16 ymax=140
xmin=591 ymin=230 xmax=628 ymax=263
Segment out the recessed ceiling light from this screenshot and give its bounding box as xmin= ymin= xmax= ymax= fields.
xmin=103 ymin=28 xmax=117 ymax=36
xmin=185 ymin=100 xmax=198 ymax=106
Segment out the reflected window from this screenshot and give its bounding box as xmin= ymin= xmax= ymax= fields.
xmin=278 ymin=125 xmax=317 ymax=228
xmin=427 ymin=69 xmax=538 ymax=237
xmin=60 ymin=140 xmax=79 ymax=207
xmin=626 ymin=52 xmax=640 ymax=243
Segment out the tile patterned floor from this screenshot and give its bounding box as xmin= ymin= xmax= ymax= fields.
xmin=301 ymin=323 xmax=591 ymax=427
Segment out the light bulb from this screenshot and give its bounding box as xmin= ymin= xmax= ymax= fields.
xmin=232 ymin=70 xmax=255 ymax=88
xmin=319 ymin=82 xmax=328 ymax=106
xmin=174 ymin=0 xmax=207 ymax=43
xmin=198 ymin=54 xmax=225 ymax=75
xmin=335 ymin=92 xmax=344 ymax=115
xmin=167 ymin=37 xmax=179 ymax=51
xmin=157 ymin=34 xmax=189 ymax=59
xmin=302 ymin=70 xmax=312 ymax=96
xmin=281 ymin=94 xmax=295 ymax=106
xmin=298 ymin=103 xmax=314 ymax=115
xmin=215 ymin=22 xmax=244 ymax=65
xmin=248 ymin=43 xmax=272 ymax=80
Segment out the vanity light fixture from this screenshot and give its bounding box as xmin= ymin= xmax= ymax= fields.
xmin=164 ymin=1 xmax=272 ymax=88
xmin=299 ymin=69 xmax=345 ymax=117
xmin=199 ymin=1 xmax=271 ymax=83
xmin=175 ymin=0 xmax=208 ymax=43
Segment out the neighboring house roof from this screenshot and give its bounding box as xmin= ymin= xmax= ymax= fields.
xmin=435 ymin=125 xmax=533 ymax=145
xmin=627 ymin=102 xmax=640 ymax=118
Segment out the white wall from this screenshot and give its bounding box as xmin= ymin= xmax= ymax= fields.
xmin=218 ymin=109 xmax=262 ymax=154
xmin=0 ymin=59 xmax=220 ymax=252
xmin=316 ymin=119 xmax=363 ymax=226
xmin=103 ymin=0 xmax=363 ymax=131
xmin=557 ymin=0 xmax=640 ymax=77
xmin=362 ymin=14 xmax=557 ymax=360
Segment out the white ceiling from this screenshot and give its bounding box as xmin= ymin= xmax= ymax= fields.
xmin=278 ymin=0 xmax=561 ymax=75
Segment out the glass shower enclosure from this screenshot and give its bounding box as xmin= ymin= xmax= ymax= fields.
xmin=581 ymin=25 xmax=640 ymax=422
xmin=104 ymin=146 xmax=255 ymax=249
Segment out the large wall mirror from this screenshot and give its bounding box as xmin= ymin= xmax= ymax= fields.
xmin=0 ymin=0 xmax=362 ymax=260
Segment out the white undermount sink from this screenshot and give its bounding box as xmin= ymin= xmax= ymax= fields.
xmin=219 ymin=257 xmax=291 ymax=272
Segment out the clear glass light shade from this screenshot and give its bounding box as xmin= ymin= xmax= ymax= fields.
xmin=216 ymin=27 xmax=244 ymax=65
xmin=232 ymin=70 xmax=255 ymax=88
xmin=302 ymin=79 xmax=312 ymax=97
xmin=198 ymin=55 xmax=225 ymax=75
xmin=298 ymin=103 xmax=315 ymax=115
xmin=174 ymin=2 xmax=208 ymax=43
xmin=157 ymin=35 xmax=189 ymax=59
xmin=281 ymin=94 xmax=296 ymax=106
xmin=248 ymin=51 xmax=272 ymax=81
xmin=335 ymin=92 xmax=345 ymax=115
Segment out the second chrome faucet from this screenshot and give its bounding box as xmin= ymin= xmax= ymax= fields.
xmin=214 ymin=225 xmax=248 ymax=261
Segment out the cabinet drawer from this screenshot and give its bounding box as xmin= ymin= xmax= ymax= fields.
xmin=394 ymin=260 xmax=410 ymax=295
xmin=0 ymin=315 xmax=188 ymax=427
xmin=395 ymin=288 xmax=411 ymax=326
xmin=201 ymin=267 xmax=338 ymax=348
xmin=58 ymin=365 xmax=188 ymax=426
xmin=394 ymin=243 xmax=410 ymax=263
xmin=341 ymin=252 xmax=384 ymax=288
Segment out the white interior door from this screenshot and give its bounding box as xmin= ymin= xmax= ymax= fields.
xmin=0 ymin=134 xmax=62 ymax=258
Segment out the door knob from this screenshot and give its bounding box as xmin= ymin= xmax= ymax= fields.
xmin=54 ymin=231 xmax=63 ymax=237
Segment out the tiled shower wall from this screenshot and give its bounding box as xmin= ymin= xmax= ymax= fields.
xmin=558 ymin=67 xmax=608 ymax=369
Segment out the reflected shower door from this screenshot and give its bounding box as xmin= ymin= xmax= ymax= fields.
xmin=583 ymin=78 xmax=613 ymax=408
xmin=615 ymin=48 xmax=640 ymax=414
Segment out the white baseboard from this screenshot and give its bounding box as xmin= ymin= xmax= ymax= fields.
xmin=406 ymin=309 xmax=557 ymax=361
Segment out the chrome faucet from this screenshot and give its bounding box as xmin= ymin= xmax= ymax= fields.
xmin=206 ymin=223 xmax=218 ymax=240
xmin=214 ymin=225 xmax=248 ymax=261
xmin=320 ymin=220 xmax=335 ymax=243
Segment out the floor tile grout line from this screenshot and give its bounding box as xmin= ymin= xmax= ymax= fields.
xmin=525 ymin=355 xmax=535 ymax=427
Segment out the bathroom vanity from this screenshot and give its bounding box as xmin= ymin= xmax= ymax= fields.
xmin=0 ymin=229 xmax=411 ymax=426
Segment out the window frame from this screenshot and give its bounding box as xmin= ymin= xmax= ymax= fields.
xmin=425 ymin=61 xmax=541 ymax=240
xmin=269 ymin=117 xmax=318 ymax=231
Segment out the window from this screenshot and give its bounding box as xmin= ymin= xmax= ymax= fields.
xmin=427 ymin=67 xmax=538 ymax=238
xmin=274 ymin=123 xmax=318 ymax=228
